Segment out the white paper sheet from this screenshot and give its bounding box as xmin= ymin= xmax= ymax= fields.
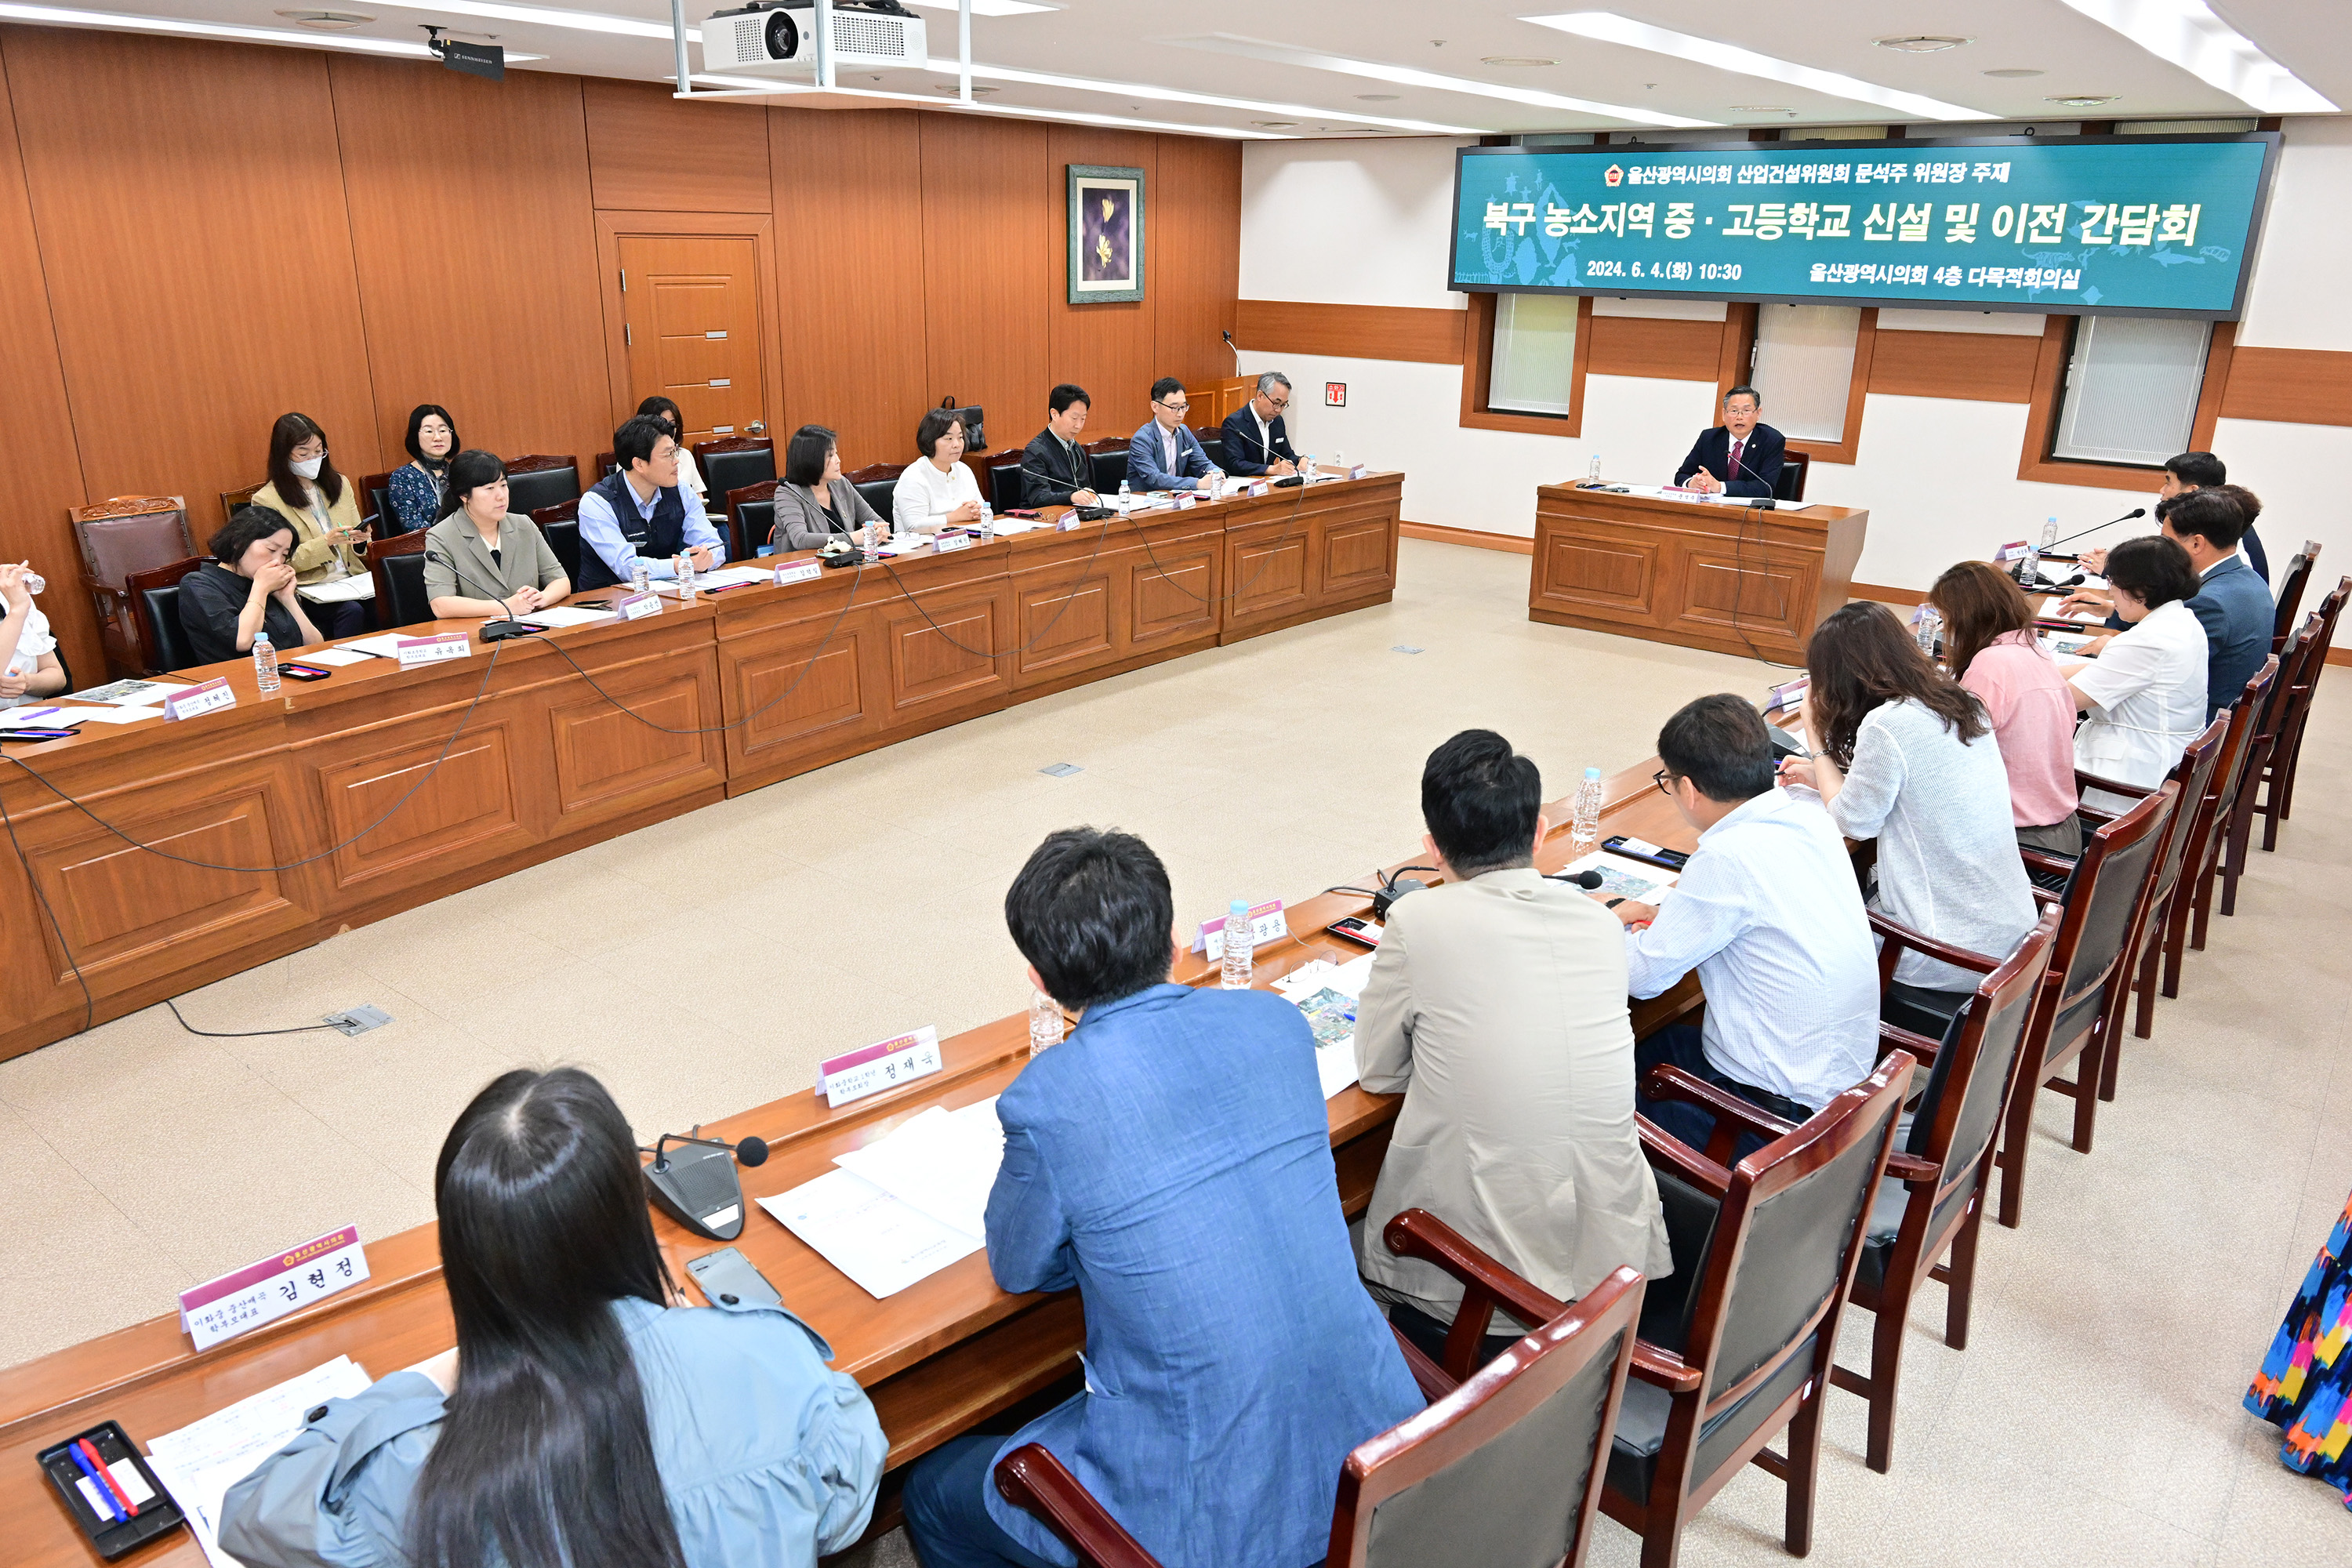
xmin=145 ymin=1355 xmax=372 ymax=1568
xmin=758 ymin=1168 xmax=984 ymax=1299
xmin=336 ymin=634 xmax=411 ymax=659
xmin=518 ymin=605 xmax=616 ymax=627
xmin=829 ymin=1098 xmax=1006 ymax=1243
xmin=0 ymin=706 xmax=66 ymax=727
xmin=1316 ymin=1040 xmax=1359 ymax=1100
xmin=52 ymin=704 xmax=162 ymax=725
xmin=303 ymin=647 xmax=379 ymax=666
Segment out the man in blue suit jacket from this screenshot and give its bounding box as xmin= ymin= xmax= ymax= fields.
xmin=1127 ymin=376 xmax=1218 ymax=492
xmin=1673 ymin=384 xmax=1784 ymax=499
xmin=904 ymin=828 xmax=1425 ymax=1568
xmin=1218 ymin=371 xmax=1300 ymax=476
xmin=2061 ymin=488 xmax=2270 ymax=719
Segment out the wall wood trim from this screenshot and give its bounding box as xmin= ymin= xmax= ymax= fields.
xmin=1586 ymin=314 xmax=1723 ymax=382
xmin=1457 ymin=292 xmax=1592 ymax=437
xmin=1399 ymin=520 xmax=1534 ymax=554
xmin=592 ymin=211 xmax=786 ymax=438
xmin=2220 ymin=347 xmax=2352 ymax=428
xmin=1234 ymin=299 xmax=1466 ymax=365
xmin=1865 ymin=327 xmax=2042 ymax=403
xmin=1786 ymin=307 xmax=1877 ymax=466
xmin=1715 ymin=303 xmax=1759 ymax=408
xmin=2017 ymin=315 xmax=2236 ymax=491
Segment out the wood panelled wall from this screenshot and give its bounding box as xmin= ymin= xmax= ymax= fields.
xmin=0 ymin=26 xmax=1241 ymax=686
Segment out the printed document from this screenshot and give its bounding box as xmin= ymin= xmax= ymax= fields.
xmin=759 ymin=1169 xmax=984 ymax=1299
xmin=830 ymin=1098 xmax=1006 ymax=1242
xmin=144 ymin=1354 xmax=373 ymax=1568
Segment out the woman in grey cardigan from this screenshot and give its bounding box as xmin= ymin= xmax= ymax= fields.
xmin=771 ymin=423 xmax=885 ymax=551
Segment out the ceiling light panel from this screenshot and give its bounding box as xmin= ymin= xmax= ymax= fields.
xmin=899 ymin=0 xmax=1058 ymax=16
xmin=939 ymin=58 xmax=1476 ymax=134
xmin=1166 ymin=34 xmax=1717 ymax=127
xmin=1520 ymin=13 xmax=1998 ymax=121
xmin=680 ymin=72 xmax=1286 ymax=138
xmin=0 ymin=2 xmax=543 ymax=56
xmin=342 ymin=0 xmax=673 ymax=38
xmin=2049 ymin=0 xmax=2336 ymax=113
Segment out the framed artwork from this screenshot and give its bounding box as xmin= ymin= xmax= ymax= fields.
xmin=1068 ymin=164 xmax=1145 ymax=303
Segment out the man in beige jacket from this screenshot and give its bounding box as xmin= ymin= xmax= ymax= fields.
xmin=1356 ymin=728 xmax=1672 ymax=1364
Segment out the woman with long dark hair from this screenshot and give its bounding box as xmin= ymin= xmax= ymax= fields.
xmin=1783 ymin=601 xmax=2036 ymax=1025
xmin=1927 ymin=560 xmax=2082 ymax=855
xmin=221 ymin=1068 xmax=884 ymax=1568
xmin=249 ymin=411 xmax=375 ymax=638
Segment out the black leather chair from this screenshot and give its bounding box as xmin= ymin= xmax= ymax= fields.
xmin=369 ymin=485 xmax=405 ymax=535
xmin=987 ymin=455 xmax=1025 ymax=512
xmin=143 ymin=582 xmax=198 ymax=672
xmin=695 ymin=439 xmax=775 ymax=503
xmin=379 ymin=551 xmax=434 ymax=629
xmin=1194 ymin=427 xmax=1225 ymax=470
xmin=529 ymin=500 xmax=583 ymax=584
xmin=503 ymin=457 xmax=582 ymax=517
xmin=738 ymin=498 xmax=777 ymax=555
xmin=1089 ymin=448 xmax=1128 ymax=493
xmin=1775 ymin=451 xmax=1809 ymax=503
xmin=855 ymin=477 xmax=895 ymax=518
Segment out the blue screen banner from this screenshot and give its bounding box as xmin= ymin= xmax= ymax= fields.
xmin=1449 ymin=136 xmax=2278 ymax=318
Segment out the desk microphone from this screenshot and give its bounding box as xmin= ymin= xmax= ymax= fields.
xmin=640 ymin=1131 xmax=769 ymax=1241
xmin=2043 ymin=507 xmax=2147 ymax=553
xmin=421 ymin=546 xmax=535 ymax=641
xmin=1548 ymin=869 xmax=1606 ymax=890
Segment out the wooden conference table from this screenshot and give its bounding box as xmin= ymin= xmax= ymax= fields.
xmin=0 ymin=474 xmax=1402 ymax=1062
xmin=0 ymin=751 xmax=1705 ymax=1566
xmin=1529 ymin=480 xmax=1868 ymax=663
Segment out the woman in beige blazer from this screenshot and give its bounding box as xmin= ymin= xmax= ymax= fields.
xmin=249 ymin=410 xmax=372 ymax=637
xmin=771 ymin=424 xmax=885 ymax=552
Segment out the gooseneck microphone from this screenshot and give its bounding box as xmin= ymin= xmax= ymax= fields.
xmin=1548 ymin=869 xmax=1606 ymax=890
xmin=640 ymin=1130 xmax=768 ymax=1240
xmin=421 ymin=546 xmax=536 ymax=641
xmin=2043 ymin=506 xmax=2147 ymax=554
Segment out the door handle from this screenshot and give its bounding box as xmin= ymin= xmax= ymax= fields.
xmin=748 ymin=421 xmax=766 ymax=434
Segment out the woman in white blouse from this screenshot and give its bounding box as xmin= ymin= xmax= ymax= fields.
xmin=892 ymin=408 xmax=985 ymax=536
xmin=2069 ymin=535 xmax=2210 ymax=813
xmin=1 ymin=561 xmax=67 ymax=707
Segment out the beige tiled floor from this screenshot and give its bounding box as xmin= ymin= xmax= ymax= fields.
xmin=5 ymin=539 xmax=2347 ymax=1563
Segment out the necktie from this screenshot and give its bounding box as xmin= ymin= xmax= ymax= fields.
xmin=1728 ymin=439 xmax=1744 ymax=481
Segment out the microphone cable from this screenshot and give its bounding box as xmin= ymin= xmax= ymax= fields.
xmin=1726 ymin=497 xmax=1802 ymax=672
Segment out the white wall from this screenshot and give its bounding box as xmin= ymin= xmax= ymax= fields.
xmin=1240 ymin=122 xmax=2352 ymax=593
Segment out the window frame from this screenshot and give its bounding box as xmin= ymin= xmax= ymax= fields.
xmin=1744 ymin=305 xmax=1878 ymax=466
xmin=1459 ymin=292 xmax=1593 ymax=436
xmin=2018 ymin=313 xmax=2236 ymax=489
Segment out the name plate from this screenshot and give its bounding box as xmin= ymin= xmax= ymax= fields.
xmin=933 ymin=530 xmax=975 ymax=554
xmin=1994 ymin=539 xmax=2031 ymax=562
xmin=1058 ymin=514 xmax=1085 ymax=532
xmin=1246 ymin=479 xmax=1269 ymax=498
xmin=1194 ymin=898 xmax=1290 ymax=960
xmin=817 ymin=1025 xmax=943 ymax=1109
xmin=1174 ymin=492 xmax=1197 ymax=510
xmin=178 ymin=1225 xmax=370 ymax=1352
xmin=612 ymin=590 xmax=661 ymax=620
xmin=772 ymin=560 xmax=822 ymax=587
xmin=162 ymin=677 xmax=234 ymax=722
xmin=1348 ymin=463 xmax=1367 ymax=480
xmin=396 ymin=632 xmax=471 ymax=670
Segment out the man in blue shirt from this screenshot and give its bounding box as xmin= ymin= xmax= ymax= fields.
xmin=1126 ymin=377 xmax=1218 ymax=493
xmin=1613 ymin=695 xmax=1879 ymax=1151
xmin=903 ymin=827 xmax=1425 ymax=1568
xmin=575 ymin=415 xmax=724 ymax=591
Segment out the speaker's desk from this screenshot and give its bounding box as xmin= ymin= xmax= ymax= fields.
xmin=0 ymin=475 xmax=1402 ymax=1062
xmin=0 ymin=760 xmax=1703 ymax=1568
xmin=1527 ymin=482 xmax=1867 ymax=662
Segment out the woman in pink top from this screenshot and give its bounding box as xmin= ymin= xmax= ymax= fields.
xmin=1929 ymin=561 xmax=2082 ymax=855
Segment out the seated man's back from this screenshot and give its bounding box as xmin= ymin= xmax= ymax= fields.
xmin=984 ymin=981 xmax=1424 ymax=1568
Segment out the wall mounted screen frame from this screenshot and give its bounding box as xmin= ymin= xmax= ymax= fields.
xmin=1448 ymin=132 xmax=2280 ymax=321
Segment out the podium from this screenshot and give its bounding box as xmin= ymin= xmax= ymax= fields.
xmin=1527 ymin=484 xmax=1867 ymax=663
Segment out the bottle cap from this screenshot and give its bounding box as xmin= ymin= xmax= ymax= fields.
xmin=1229 ymin=898 xmax=1250 ymax=916
xmin=1584 ymin=766 xmax=1601 ymax=779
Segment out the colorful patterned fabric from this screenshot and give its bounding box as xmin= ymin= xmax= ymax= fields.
xmin=2247 ymin=1189 xmax=2352 ymax=1508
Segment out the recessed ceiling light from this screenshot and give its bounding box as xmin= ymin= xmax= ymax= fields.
xmin=1521 ymin=15 xmax=1993 ymax=121
xmin=1355 ymin=93 xmax=1400 ymax=101
xmin=1873 ymin=35 xmax=1970 ymax=53
xmin=1730 ymin=106 xmax=1789 ymax=113
xmin=1480 ymin=57 xmax=1557 ymax=67
xmin=1173 ymin=34 xmax=1716 ymax=127
xmin=2048 ymin=0 xmax=2336 ymax=114
xmin=928 ymin=82 xmax=1000 ymax=95
xmin=900 ymin=0 xmax=1058 ymax=16
xmin=274 ymin=8 xmax=372 ymax=27
xmin=688 ymin=74 xmax=1284 ymax=137
xmin=0 ymin=2 xmax=542 ymax=57
xmin=2047 ymin=94 xmax=2119 ymax=107
xmin=1252 ymin=119 xmax=1299 ymax=128
xmin=1982 ymin=68 xmax=2045 ymax=78
xmin=936 ymin=58 xmax=1476 ymax=133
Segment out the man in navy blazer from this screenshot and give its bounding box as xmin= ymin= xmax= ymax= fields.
xmin=2060 ymin=488 xmax=2270 ymax=719
xmin=1127 ymin=376 xmax=1218 ymax=492
xmin=903 ymin=828 xmax=1425 ymax=1568
xmin=1673 ymin=384 xmax=1784 ymax=499
xmin=1218 ymin=371 xmax=1300 ymax=476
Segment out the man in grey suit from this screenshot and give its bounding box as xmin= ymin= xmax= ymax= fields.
xmin=1356 ymin=730 xmax=1672 ymax=1368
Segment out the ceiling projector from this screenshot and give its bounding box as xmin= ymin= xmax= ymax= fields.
xmin=701 ymin=2 xmax=928 ymax=75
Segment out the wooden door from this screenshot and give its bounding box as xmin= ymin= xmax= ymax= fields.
xmin=616 ymin=234 xmax=766 ymax=442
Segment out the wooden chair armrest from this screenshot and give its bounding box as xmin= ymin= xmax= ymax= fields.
xmin=1641 ymin=1064 xmax=1800 ymax=1167
xmin=2074 ymin=768 xmax=2148 ymax=800
xmin=1868 ymin=911 xmax=2002 ymax=977
xmin=1389 ymin=1323 xmax=1459 ymax=1403
xmin=994 ymin=1445 xmax=1163 ymax=1568
xmin=1629 ymin=1338 xmax=1704 ymax=1394
xmin=1886 ymin=1152 xmax=1942 ymax=1187
xmin=1876 ymin=1021 xmax=1943 ymax=1067
xmin=1382 ymin=1209 xmax=1566 ymax=1335
xmin=2020 ymin=848 xmax=2077 ymax=877
xmin=1636 ymin=1113 xmax=1733 ymax=1198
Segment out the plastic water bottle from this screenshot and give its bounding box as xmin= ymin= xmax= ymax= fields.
xmin=1588 ymin=453 xmax=1603 ymax=483
xmin=1301 ymin=453 xmax=1318 ymax=481
xmin=630 ymin=557 xmax=651 ymax=597
xmin=252 ymin=632 xmax=279 ymax=695
xmin=1219 ymin=898 xmax=1254 ymax=990
xmin=978 ymin=501 xmax=995 ymax=541
xmin=1914 ymin=603 xmax=1943 ymax=659
xmin=673 ymin=555 xmax=696 ymax=601
xmin=1206 ymin=467 xmax=1225 ymax=497
xmin=1117 ymin=479 xmax=1132 ymax=517
xmin=1028 ymin=988 xmax=1063 ymax=1056
xmin=20 ymin=570 xmax=42 ymax=596
xmin=1571 ymin=766 xmax=1605 ymax=852
xmin=2020 ymin=519 xmax=2054 ymax=587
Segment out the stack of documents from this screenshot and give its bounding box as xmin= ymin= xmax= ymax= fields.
xmin=1275 ymin=953 xmax=1377 ymax=1098
xmin=145 ymin=1355 xmax=372 ymax=1568
xmin=760 ymin=1098 xmax=1007 ymax=1299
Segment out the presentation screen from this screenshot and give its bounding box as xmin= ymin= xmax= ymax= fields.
xmin=1448 ymin=134 xmax=2278 ymax=319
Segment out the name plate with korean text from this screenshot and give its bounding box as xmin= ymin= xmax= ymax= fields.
xmin=612 ymin=590 xmax=661 ymax=620
xmin=817 ymin=1025 xmax=944 ymax=1109
xmin=1348 ymin=463 xmax=1367 ymax=480
xmin=1194 ymin=898 xmax=1290 ymax=960
xmin=162 ymin=677 xmax=235 ymax=723
xmin=1246 ymin=479 xmax=1269 ymax=498
xmin=178 ymin=1225 xmax=371 ymax=1352
xmin=395 ymin=632 xmax=471 ymax=670
xmin=933 ymin=531 xmax=975 ymax=554
xmin=772 ymin=559 xmax=823 ymax=586
xmin=1058 ymin=514 xmax=1085 ymax=532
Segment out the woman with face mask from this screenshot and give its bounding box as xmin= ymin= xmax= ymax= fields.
xmin=387 ymin=405 xmax=460 ymax=535
xmin=636 ymin=396 xmax=707 ymax=498
xmin=249 ymin=411 xmax=374 ymax=639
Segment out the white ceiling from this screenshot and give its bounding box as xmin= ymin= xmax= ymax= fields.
xmin=6 ymin=0 xmax=2343 ymax=139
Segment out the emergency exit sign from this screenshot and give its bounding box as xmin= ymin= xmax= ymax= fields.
xmin=1325 ymin=382 xmax=1347 ymax=406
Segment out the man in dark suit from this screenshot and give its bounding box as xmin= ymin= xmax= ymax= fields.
xmin=2062 ymin=488 xmax=2272 ymax=720
xmin=1218 ymin=371 xmax=1300 ymax=477
xmin=1019 ymin=383 xmax=1102 ymax=509
xmin=1673 ymin=384 xmax=1784 ymax=499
